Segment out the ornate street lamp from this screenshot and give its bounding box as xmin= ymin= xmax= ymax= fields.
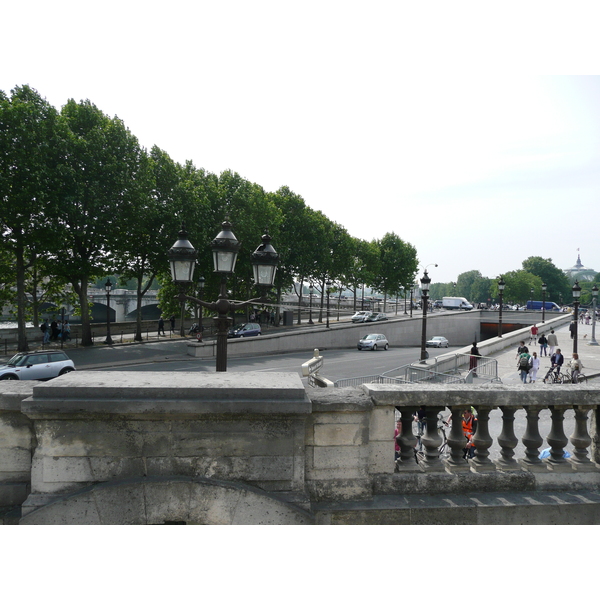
xmin=104 ymin=279 xmax=113 ymax=345
xmin=590 ymin=285 xmax=598 ymax=346
xmin=419 ymin=270 xmax=431 ymax=362
xmin=308 ymin=284 xmax=314 ymax=325
xmin=541 ymin=282 xmax=547 ymax=323
xmin=168 ymin=222 xmax=278 ymax=372
xmin=498 ymin=277 xmax=505 ymax=338
xmin=326 ymin=280 xmax=333 ymax=329
xmin=530 ymin=287 xmax=534 ymax=309
xmin=572 ymin=280 xmax=581 ymax=354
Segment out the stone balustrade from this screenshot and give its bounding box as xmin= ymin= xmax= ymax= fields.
xmin=1 ymin=374 xmax=599 ymax=524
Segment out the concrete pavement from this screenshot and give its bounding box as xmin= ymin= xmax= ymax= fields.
xmin=488 ymin=319 xmax=600 ymax=384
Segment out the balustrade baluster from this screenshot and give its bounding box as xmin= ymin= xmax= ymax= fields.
xmin=520 ymin=406 xmax=545 ymax=471
xmin=396 ymin=406 xmax=420 ymax=471
xmin=569 ymin=405 xmax=598 ymax=472
xmin=470 ymin=407 xmax=496 ymax=473
xmin=444 ymin=406 xmax=471 ymax=473
xmin=420 ymin=406 xmax=445 ymax=472
xmin=496 ymin=406 xmax=520 ymax=471
xmin=545 ymin=405 xmax=571 ymax=472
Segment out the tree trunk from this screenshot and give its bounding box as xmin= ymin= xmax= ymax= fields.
xmin=15 ymin=244 xmax=29 ymax=352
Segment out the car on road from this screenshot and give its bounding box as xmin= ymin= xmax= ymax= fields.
xmin=357 ymin=333 xmax=389 ymax=351
xmin=0 ymin=350 xmax=75 ymax=381
xmin=425 ymin=336 xmax=449 ymax=348
xmin=227 ymin=323 xmax=262 ymax=338
xmin=351 ymin=311 xmax=372 ymax=323
xmin=366 ymin=312 xmax=387 ymax=322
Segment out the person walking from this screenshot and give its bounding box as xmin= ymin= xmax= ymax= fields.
xmin=517 ymin=349 xmax=532 ymax=383
xmin=158 ymin=317 xmax=165 ymax=336
xmin=546 ymin=330 xmax=558 ymax=357
xmin=469 ymin=341 xmax=480 ymax=377
xmin=530 ymin=325 xmax=539 ymax=345
xmin=170 ymin=315 xmax=176 ymax=334
xmin=529 ymin=351 xmax=540 ymax=383
xmin=516 ymin=341 xmax=529 ymax=357
xmin=538 ymin=333 xmax=548 ymax=357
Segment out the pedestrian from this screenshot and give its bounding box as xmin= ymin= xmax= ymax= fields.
xmin=517 ymin=349 xmax=532 ymax=383
xmin=394 ymin=419 xmax=402 ymax=460
xmin=530 ymin=325 xmax=539 ymax=345
xmin=158 ymin=316 xmax=165 ymax=336
xmin=538 ymin=333 xmax=548 ymax=357
xmin=40 ymin=319 xmax=50 ymax=344
xmin=529 ymin=351 xmax=540 ymax=383
xmin=469 ymin=341 xmax=480 ymax=376
xmin=546 ymin=330 xmax=558 ymax=357
xmin=569 ymin=320 xmax=576 ymax=339
xmin=62 ymin=321 xmax=71 ymax=342
xmin=516 ymin=341 xmax=529 ymax=357
xmin=170 ymin=315 xmax=175 ymax=333
xmin=569 ymin=352 xmax=584 ymax=382
xmin=50 ymin=319 xmax=59 ymax=341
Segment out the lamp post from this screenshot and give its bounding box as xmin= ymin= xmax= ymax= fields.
xmin=419 ymin=270 xmax=431 ymax=362
xmin=308 ymin=284 xmax=314 ymax=324
xmin=590 ymin=285 xmax=598 ymax=346
xmin=498 ymin=277 xmax=505 ymax=338
xmin=168 ymin=222 xmax=278 ymax=372
xmin=572 ymin=280 xmax=581 ymax=354
xmin=530 ymin=287 xmax=534 ymax=309
xmin=326 ymin=280 xmax=333 ymax=329
xmin=402 ymin=287 xmax=407 ymax=315
xmin=541 ymin=282 xmax=547 ymax=323
xmin=104 ymin=279 xmax=113 ymax=345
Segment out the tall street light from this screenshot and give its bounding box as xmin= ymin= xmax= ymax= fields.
xmin=529 ymin=287 xmax=534 ymax=309
xmin=419 ymin=270 xmax=431 ymax=362
xmin=590 ymin=285 xmax=598 ymax=346
xmin=541 ymin=282 xmax=547 ymax=323
xmin=308 ymin=284 xmax=314 ymax=325
xmin=104 ymin=279 xmax=113 ymax=345
xmin=572 ymin=280 xmax=581 ymax=354
xmin=168 ymin=222 xmax=278 ymax=372
xmin=326 ymin=280 xmax=333 ymax=329
xmin=498 ymin=276 xmax=505 ymax=338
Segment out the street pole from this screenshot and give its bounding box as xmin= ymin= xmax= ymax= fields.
xmin=590 ymin=285 xmax=598 ymax=346
xmin=572 ymin=281 xmax=581 ymax=355
xmin=104 ymin=279 xmax=113 ymax=345
xmin=498 ymin=277 xmax=505 ymax=338
xmin=541 ymin=282 xmax=547 ymax=324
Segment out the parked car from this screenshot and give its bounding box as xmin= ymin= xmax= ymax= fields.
xmin=425 ymin=336 xmax=449 ymax=348
xmin=433 ymin=300 xmax=443 ymax=309
xmin=227 ymin=323 xmax=262 ymax=338
xmin=0 ymin=350 xmax=75 ymax=381
xmin=366 ymin=312 xmax=387 ymax=322
xmin=357 ymin=333 xmax=389 ymax=351
xmin=351 ymin=311 xmax=372 ymax=323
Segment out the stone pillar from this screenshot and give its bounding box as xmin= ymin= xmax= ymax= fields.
xmin=444 ymin=406 xmax=470 ymax=473
xmin=568 ymin=406 xmax=599 ymax=472
xmin=520 ymin=406 xmax=545 ymax=471
xmin=545 ymin=405 xmax=571 ymax=472
xmin=470 ymin=407 xmax=496 ymax=473
xmin=419 ymin=406 xmax=445 ymax=472
xmin=495 ymin=406 xmax=520 ymax=471
xmin=396 ymin=406 xmax=420 ymax=472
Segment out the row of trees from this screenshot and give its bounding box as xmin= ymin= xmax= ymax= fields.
xmin=1 ymin=85 xmax=419 ymax=350
xmin=429 ymin=257 xmax=599 ymax=306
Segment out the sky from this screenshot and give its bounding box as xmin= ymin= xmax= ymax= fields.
xmin=3 ymin=1 xmax=600 ymax=284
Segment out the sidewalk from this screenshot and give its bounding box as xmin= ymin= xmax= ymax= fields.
xmin=489 ymin=321 xmax=600 ymax=384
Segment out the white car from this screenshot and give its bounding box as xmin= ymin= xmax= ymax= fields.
xmin=425 ymin=336 xmax=449 ymax=348
xmin=0 ymin=351 xmax=75 ymax=381
xmin=351 ymin=311 xmax=372 ymax=323
xmin=357 ymin=333 xmax=389 ymax=351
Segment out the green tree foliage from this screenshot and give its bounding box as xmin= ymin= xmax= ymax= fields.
xmin=494 ymin=270 xmax=543 ymax=304
xmin=522 ymin=256 xmax=571 ymax=305
xmin=0 ymin=85 xmax=63 ymax=350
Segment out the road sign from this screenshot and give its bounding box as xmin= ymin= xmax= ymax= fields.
xmin=302 ymin=349 xmax=324 ymax=377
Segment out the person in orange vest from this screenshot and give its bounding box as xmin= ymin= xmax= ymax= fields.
xmin=462 ymin=408 xmax=477 ymax=459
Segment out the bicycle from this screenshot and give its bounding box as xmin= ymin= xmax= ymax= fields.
xmin=543 ymin=366 xmax=568 ymax=384
xmin=563 ymin=367 xmax=587 ymax=384
xmin=414 ymin=414 xmax=450 ymax=463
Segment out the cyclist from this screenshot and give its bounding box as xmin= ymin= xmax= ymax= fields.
xmin=569 ymin=353 xmax=584 ymax=383
xmin=550 ymin=348 xmax=564 ymax=375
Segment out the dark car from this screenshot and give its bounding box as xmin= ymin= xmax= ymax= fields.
xmin=227 ymin=323 xmax=262 ymax=338
xmin=0 ymin=350 xmax=75 ymax=381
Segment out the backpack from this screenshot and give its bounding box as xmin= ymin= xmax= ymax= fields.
xmin=40 ymin=322 xmax=47 ymax=332
xmin=519 ymin=354 xmax=531 ymax=371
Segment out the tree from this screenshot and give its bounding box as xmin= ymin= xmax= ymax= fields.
xmin=522 ymin=257 xmax=571 ymax=306
xmin=0 ymin=85 xmax=63 ymax=350
xmin=45 ymin=99 xmax=146 ymax=346
xmin=372 ymin=233 xmax=418 ymax=311
xmin=494 ymin=270 xmax=542 ymax=304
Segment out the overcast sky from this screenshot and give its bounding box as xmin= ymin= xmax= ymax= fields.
xmin=3 ymin=1 xmax=599 ymax=284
